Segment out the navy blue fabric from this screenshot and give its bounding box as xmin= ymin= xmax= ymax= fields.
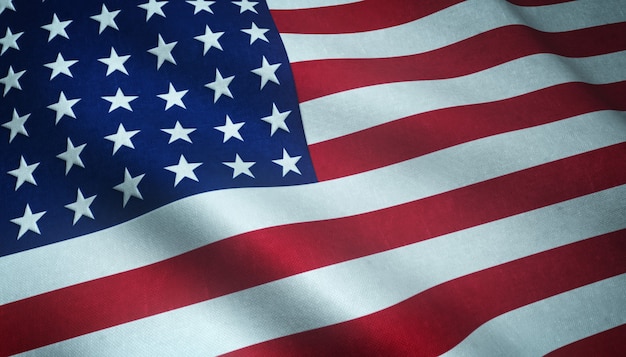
xmin=0 ymin=0 xmax=316 ymax=257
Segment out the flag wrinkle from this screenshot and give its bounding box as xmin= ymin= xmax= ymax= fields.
xmin=2 ymin=0 xmax=625 ymax=355
xmin=278 ymin=0 xmax=626 ymax=62
xmin=290 ymin=23 xmax=626 ymax=102
xmin=19 ymin=186 xmax=626 ymax=356
xmin=226 ymin=229 xmax=626 ymax=356
xmin=310 ymin=81 xmax=626 ymax=180
xmin=3 ymin=146 xmax=626 ymax=355
xmin=300 ymin=52 xmax=626 ymax=145
xmin=440 ymin=274 xmax=626 ymax=357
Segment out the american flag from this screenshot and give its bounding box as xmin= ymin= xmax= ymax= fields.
xmin=1 ymin=0 xmax=625 ymax=355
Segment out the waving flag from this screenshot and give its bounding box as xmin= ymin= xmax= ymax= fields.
xmin=1 ymin=0 xmax=625 ymax=355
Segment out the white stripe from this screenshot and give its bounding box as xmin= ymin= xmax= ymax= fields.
xmin=21 ymin=186 xmax=626 ymax=356
xmin=280 ymin=0 xmax=626 ymax=62
xmin=300 ymin=50 xmax=626 ymax=144
xmin=267 ymin=0 xmax=362 ymax=10
xmin=1 ymin=110 xmax=624 ymax=305
xmin=440 ymin=275 xmax=626 ymax=357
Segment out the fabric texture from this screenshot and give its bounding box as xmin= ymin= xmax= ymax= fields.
xmin=1 ymin=0 xmax=625 ymax=355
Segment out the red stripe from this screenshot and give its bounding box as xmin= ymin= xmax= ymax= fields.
xmin=310 ymin=81 xmax=626 ymax=181
xmin=270 ymin=0 xmax=461 ymax=34
xmin=291 ymin=23 xmax=626 ymax=102
xmin=226 ymin=230 xmax=626 ymax=356
xmin=545 ymin=324 xmax=626 ymax=357
xmin=1 ymin=145 xmax=624 ymax=355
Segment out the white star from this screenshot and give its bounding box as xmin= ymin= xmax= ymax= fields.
xmin=0 ymin=65 xmax=25 ymax=96
xmin=232 ymin=0 xmax=258 ymax=14
xmin=11 ymin=204 xmax=46 ymax=240
xmin=161 ymin=121 xmax=196 ymax=144
xmin=56 ymin=137 xmax=86 ymax=175
xmin=90 ymin=4 xmax=120 ymax=34
xmin=98 ymin=47 xmax=130 ymax=76
xmin=0 ymin=0 xmax=15 ymax=15
xmin=65 ymin=189 xmax=96 ymax=225
xmin=251 ymin=56 xmax=281 ymax=89
xmin=105 ymin=123 xmax=139 ymax=155
xmin=157 ymin=83 xmax=188 ymax=110
xmin=261 ymin=103 xmax=291 ymax=136
xmin=273 ymin=149 xmax=302 ymax=177
xmin=242 ymin=22 xmax=269 ymax=44
xmin=8 ymin=155 xmax=39 ymax=190
xmin=113 ymin=168 xmax=145 ymax=207
xmin=47 ymin=91 xmax=80 ymax=124
xmin=187 ymin=0 xmax=215 ymax=14
xmin=2 ymin=109 xmax=29 ymax=143
xmin=44 ymin=52 xmax=78 ymax=80
xmin=41 ymin=13 xmax=72 ymax=42
xmin=223 ymin=154 xmax=255 ymax=178
xmin=214 ymin=115 xmax=244 ymax=143
xmin=165 ymin=155 xmax=202 ymax=187
xmin=205 ymin=68 xmax=234 ymax=103
xmin=194 ymin=25 xmax=224 ymax=54
xmin=0 ymin=27 xmax=23 ymax=55
xmin=102 ymin=88 xmax=138 ymax=112
xmin=148 ymin=34 xmax=177 ymax=70
xmin=138 ymin=0 xmax=167 ymax=21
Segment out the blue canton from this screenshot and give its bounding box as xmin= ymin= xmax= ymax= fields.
xmin=0 ymin=0 xmax=317 ymax=257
